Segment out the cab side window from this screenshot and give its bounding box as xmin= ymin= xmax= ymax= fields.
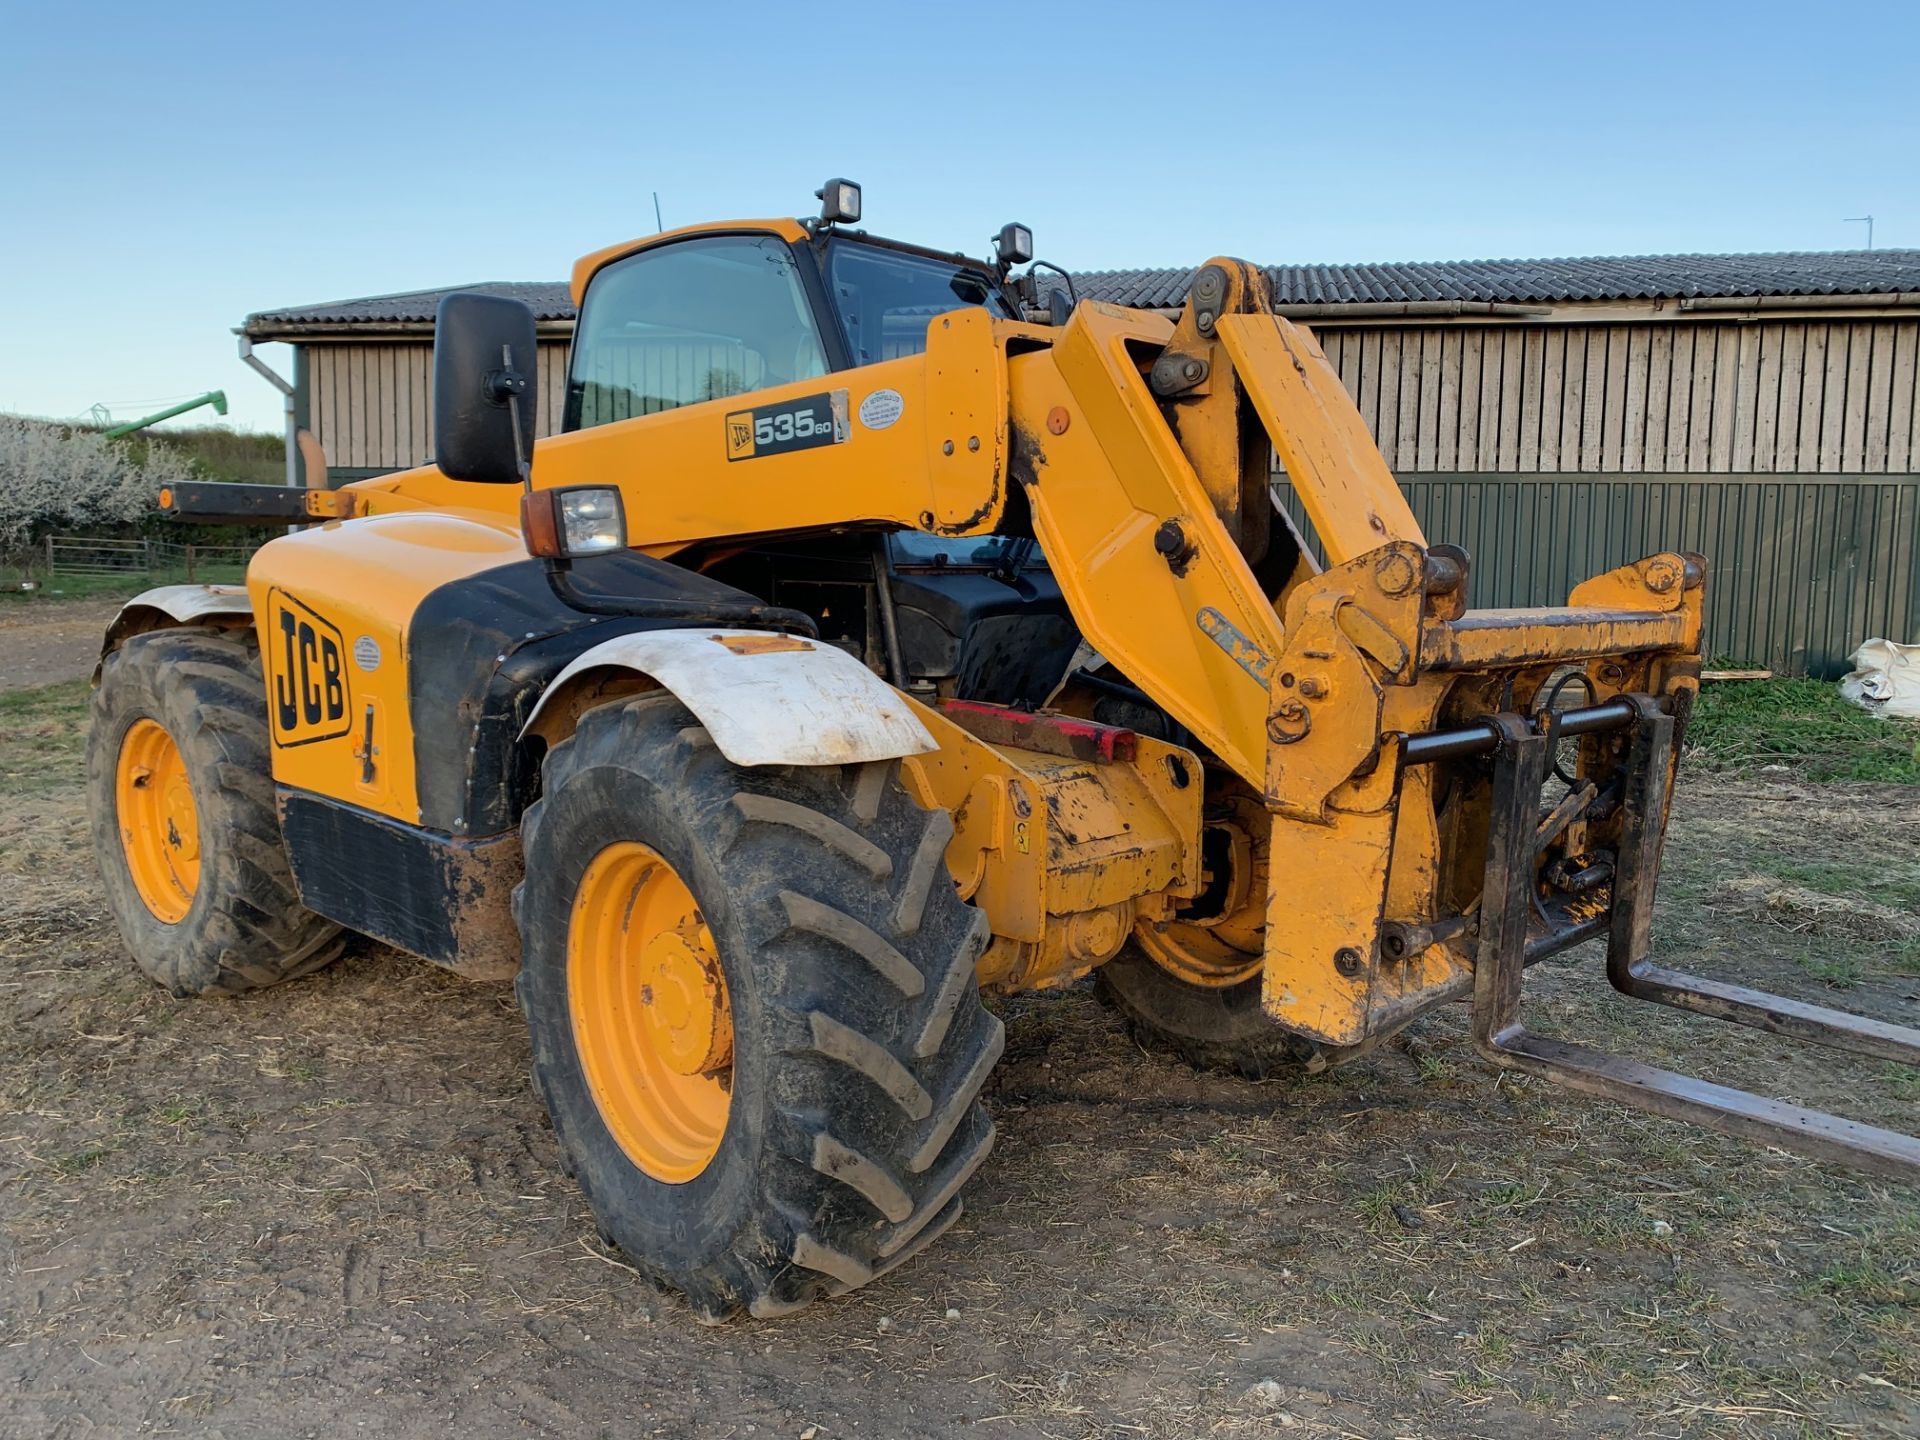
xmin=565 ymin=236 xmax=829 ymax=432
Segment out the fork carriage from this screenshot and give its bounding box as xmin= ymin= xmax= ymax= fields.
xmin=1454 ymin=693 xmax=1920 ymax=1178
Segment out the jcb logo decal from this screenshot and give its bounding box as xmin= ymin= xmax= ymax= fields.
xmin=268 ymin=590 xmax=352 ymax=746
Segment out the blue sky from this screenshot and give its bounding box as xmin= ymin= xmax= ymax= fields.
xmin=1 ymin=0 xmax=1914 ymax=433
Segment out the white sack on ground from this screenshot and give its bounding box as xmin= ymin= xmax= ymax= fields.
xmin=1838 ymin=638 xmax=1920 ymax=719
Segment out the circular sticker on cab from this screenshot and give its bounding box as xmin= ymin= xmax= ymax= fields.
xmin=858 ymin=389 xmax=904 ymax=431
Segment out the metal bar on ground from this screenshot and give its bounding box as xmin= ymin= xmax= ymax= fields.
xmin=1485 ymin=1031 xmax=1920 ymax=1180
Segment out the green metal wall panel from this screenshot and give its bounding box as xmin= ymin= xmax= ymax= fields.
xmin=1277 ymin=473 xmax=1920 ymax=678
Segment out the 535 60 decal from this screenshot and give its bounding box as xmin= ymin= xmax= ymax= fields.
xmin=725 ymin=389 xmax=849 ymax=461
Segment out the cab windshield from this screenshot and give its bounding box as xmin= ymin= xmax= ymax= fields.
xmin=825 ymin=240 xmax=1012 ymax=366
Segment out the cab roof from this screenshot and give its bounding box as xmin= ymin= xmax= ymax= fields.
xmin=568 ymin=218 xmax=1001 ymax=305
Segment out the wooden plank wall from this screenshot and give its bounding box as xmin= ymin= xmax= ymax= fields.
xmin=297 ymin=319 xmax=1917 ymax=676
xmin=308 ymin=341 xmax=570 ymax=472
xmin=302 ymin=319 xmax=1920 ymax=480
xmin=1316 ymin=318 xmax=1920 ymax=475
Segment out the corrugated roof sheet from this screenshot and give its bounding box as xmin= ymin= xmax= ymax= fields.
xmin=1054 ymin=250 xmax=1920 ymax=309
xmin=244 ymin=249 xmax=1920 ymax=336
xmin=245 ymin=281 xmax=575 ymax=333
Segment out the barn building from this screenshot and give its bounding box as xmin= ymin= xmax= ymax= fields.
xmin=242 ymin=249 xmax=1920 ymax=676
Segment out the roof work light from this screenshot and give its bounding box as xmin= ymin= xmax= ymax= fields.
xmin=816 ymin=178 xmax=862 ymax=225
xmin=995 ymin=222 xmax=1034 ymax=266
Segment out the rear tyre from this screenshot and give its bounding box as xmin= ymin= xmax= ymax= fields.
xmin=87 ymin=627 xmax=346 ymax=997
xmin=515 ymin=693 xmax=1003 ymax=1321
xmin=1096 ymin=945 xmax=1321 ymax=1079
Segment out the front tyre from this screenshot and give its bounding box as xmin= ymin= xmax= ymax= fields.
xmin=1096 ymin=946 xmax=1322 ymax=1079
xmin=515 ymin=694 xmax=1002 ymax=1321
xmin=1095 ymin=779 xmax=1320 ymax=1078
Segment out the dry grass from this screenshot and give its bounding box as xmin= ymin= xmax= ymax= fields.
xmin=1717 ymin=875 xmax=1920 ymax=948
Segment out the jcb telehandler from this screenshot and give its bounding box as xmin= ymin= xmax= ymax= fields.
xmin=90 ymin=184 xmax=1920 ymax=1321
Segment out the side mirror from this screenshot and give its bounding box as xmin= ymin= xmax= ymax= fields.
xmin=433 ymin=292 xmax=538 ymax=484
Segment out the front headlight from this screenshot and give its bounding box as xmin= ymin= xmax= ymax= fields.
xmin=521 ymin=485 xmax=627 ymax=559
xmin=558 ymin=488 xmax=625 ymax=554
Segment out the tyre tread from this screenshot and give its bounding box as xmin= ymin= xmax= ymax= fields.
xmin=517 ymin=696 xmax=1000 ymax=1322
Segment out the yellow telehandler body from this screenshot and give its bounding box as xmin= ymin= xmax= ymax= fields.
xmin=92 ymin=192 xmax=1920 ymax=1320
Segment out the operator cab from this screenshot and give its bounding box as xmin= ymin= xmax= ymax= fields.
xmin=559 ymin=184 xmax=1079 ymax=707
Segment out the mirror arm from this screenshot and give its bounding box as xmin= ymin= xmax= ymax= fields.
xmin=496 ymin=343 xmax=533 ymax=491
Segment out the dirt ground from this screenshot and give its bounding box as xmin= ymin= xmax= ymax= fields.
xmin=1 ymin=612 xmax=1915 ymax=1439
xmin=0 ymin=597 xmax=125 ymax=690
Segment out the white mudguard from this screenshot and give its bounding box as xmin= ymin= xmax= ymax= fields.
xmin=96 ymin=584 xmax=254 ymax=678
xmin=524 ymin=627 xmax=937 ymax=768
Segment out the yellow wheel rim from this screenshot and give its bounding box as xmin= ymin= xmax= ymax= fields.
xmin=115 ymin=718 xmax=201 ymax=924
xmin=568 ymin=841 xmax=733 ymax=1184
xmin=1135 ymin=912 xmax=1264 ymax=988
xmin=1134 ymin=794 xmax=1268 ymax=989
